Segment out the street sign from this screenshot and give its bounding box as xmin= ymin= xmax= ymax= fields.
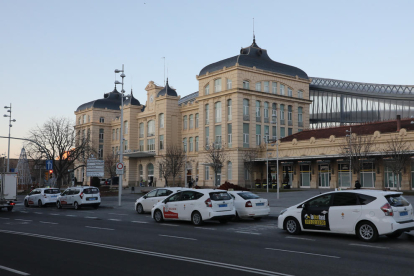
xmin=46 ymin=160 xmax=53 ymax=170
xmin=116 ymin=162 xmax=124 ymax=175
xmin=86 ymin=158 xmax=105 ymax=177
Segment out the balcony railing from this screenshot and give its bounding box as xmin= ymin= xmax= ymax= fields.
xmin=148 ymin=133 xmax=155 ymax=137
xmin=288 ymin=120 xmax=293 ymax=126
xmin=298 ymin=121 xmax=303 ymax=127
xmin=139 ymin=134 xmax=144 ymax=138
xmin=264 ymin=117 xmax=269 ymax=123
xmin=243 ymin=115 xmax=250 ymax=121
xmin=256 ymin=116 xmax=261 ymax=122
xmin=280 ymin=119 xmax=285 ymax=125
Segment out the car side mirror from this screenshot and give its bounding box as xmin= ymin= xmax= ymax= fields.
xmin=302 ymin=203 xmax=309 ymax=209
xmin=143 ymin=195 xmax=147 ymax=199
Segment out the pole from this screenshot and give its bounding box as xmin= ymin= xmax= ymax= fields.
xmin=118 ymin=64 xmax=125 ymax=207
xmin=276 ymin=119 xmax=279 ymax=200
xmin=264 ymin=137 xmax=269 ymax=193
xmin=184 ymin=141 xmax=187 ymax=188
xmin=349 ymin=127 xmax=352 ymax=188
xmin=6 ymin=103 xmax=11 ymax=172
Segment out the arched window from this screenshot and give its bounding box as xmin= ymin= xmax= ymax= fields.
xmin=139 ymin=164 xmax=143 ymax=181
xmin=215 ymin=102 xmax=222 ymax=123
xmin=183 ymin=138 xmax=187 ymax=152
xmin=288 ymin=105 xmax=293 ymax=124
xmin=139 ymin=123 xmax=144 ymax=138
xmin=147 ymin=120 xmax=155 ymax=136
xmin=227 ymin=99 xmax=232 ymax=121
xmin=256 ymin=101 xmax=261 ymax=118
xmin=124 ymin=121 xmax=128 ymax=134
xmin=243 ymin=99 xmax=249 ymax=117
xmin=195 ymin=136 xmax=199 ymax=152
xmin=288 ymin=87 xmax=293 ymax=97
xmin=264 ymin=102 xmax=269 ymax=119
xmin=147 ymin=163 xmax=154 ymax=177
xmin=255 ymin=82 xmax=261 ymax=91
xmin=189 ymin=114 xmax=194 ymax=129
xmin=272 ymin=103 xmax=277 ymax=122
xmin=99 ymin=117 xmax=104 ymax=123
xmin=243 ymin=80 xmax=250 ymax=89
xmin=183 ymin=116 xmax=188 ymax=130
xmin=195 ymin=113 xmax=199 ymax=128
xmin=205 ymin=104 xmax=209 ymax=125
xmin=227 ymin=161 xmax=232 ymax=180
xmin=205 ymin=84 xmax=210 ymax=95
xmin=214 ymin=78 xmax=222 ymax=93
xmin=298 ymin=90 xmax=304 ymax=99
xmin=159 ymin=113 xmax=164 ymax=128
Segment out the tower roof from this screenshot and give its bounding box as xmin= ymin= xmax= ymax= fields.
xmin=157 ymin=78 xmax=178 ymax=97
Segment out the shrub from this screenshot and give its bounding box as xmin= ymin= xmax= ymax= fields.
xmin=218 ymin=181 xmax=249 ymax=191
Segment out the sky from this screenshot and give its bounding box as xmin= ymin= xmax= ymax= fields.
xmin=1 ymin=0 xmax=414 ymax=162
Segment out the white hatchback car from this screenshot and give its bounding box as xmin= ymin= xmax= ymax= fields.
xmin=135 ymin=187 xmax=187 ymax=214
xmin=57 ymin=186 xmax=101 ymax=210
xmin=24 ymin=188 xmax=61 ymax=207
xmin=151 ymin=189 xmax=236 ymax=225
xmin=278 ymin=190 xmax=414 ymax=242
xmin=228 ymin=191 xmax=270 ymax=220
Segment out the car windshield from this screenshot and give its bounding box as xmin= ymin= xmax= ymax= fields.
xmin=385 ymin=195 xmax=410 ymax=207
xmin=44 ymin=189 xmax=60 ymax=194
xmin=209 ymin=192 xmax=231 ymax=201
xmin=237 ymin=192 xmax=260 ymax=200
xmin=84 ymin=188 xmax=99 ymax=194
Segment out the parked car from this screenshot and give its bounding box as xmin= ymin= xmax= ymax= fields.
xmin=135 ymin=187 xmax=187 ymax=214
xmin=278 ymin=190 xmax=414 ymax=242
xmin=151 ymin=189 xmax=235 ymax=225
xmin=228 ymin=191 xmax=270 ymax=220
xmin=104 ymin=178 xmax=112 ymax=185
xmin=56 ymin=186 xmax=101 ymax=210
xmin=24 ymin=188 xmax=61 ymax=207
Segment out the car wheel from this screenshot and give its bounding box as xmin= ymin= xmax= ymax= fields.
xmin=136 ymin=204 xmax=144 ymax=214
xmin=38 ymin=200 xmax=43 ymax=208
xmin=24 ymin=200 xmax=29 ymax=208
xmin=154 ymin=209 xmax=164 ymax=223
xmin=191 ymin=211 xmax=203 ymax=226
xmin=284 ymin=217 xmax=301 ymax=235
xmin=253 ymin=217 xmax=262 ymax=221
xmin=386 ymin=232 xmax=402 ymax=239
xmin=219 ymin=219 xmax=228 ymax=224
xmin=356 ymin=221 xmax=378 ymax=242
xmin=57 ymin=201 xmax=62 ymax=209
xmin=7 ymin=206 xmax=13 ymax=212
xmin=74 ymin=202 xmax=81 ymax=210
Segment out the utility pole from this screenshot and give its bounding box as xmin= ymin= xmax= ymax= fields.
xmin=115 ymin=65 xmax=125 ymax=206
xmin=4 ymin=103 xmax=16 ymax=172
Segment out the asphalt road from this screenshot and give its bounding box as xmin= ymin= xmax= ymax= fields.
xmin=0 ymin=197 xmax=413 ymax=276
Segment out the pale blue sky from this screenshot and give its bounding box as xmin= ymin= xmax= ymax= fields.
xmin=1 ymin=0 xmax=413 ymax=160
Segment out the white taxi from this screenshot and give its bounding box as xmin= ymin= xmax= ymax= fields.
xmin=24 ymin=188 xmax=61 ymax=207
xmin=228 ymin=191 xmax=270 ymax=220
xmin=56 ymin=186 xmax=101 ymax=210
xmin=278 ymin=190 xmax=414 ymax=242
xmin=135 ymin=187 xmax=186 ymax=214
xmin=151 ymin=189 xmax=236 ymax=225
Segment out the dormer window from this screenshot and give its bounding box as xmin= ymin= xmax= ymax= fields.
xmin=227 ymin=79 xmax=232 ymax=90
xmin=255 ymin=82 xmax=261 ymax=92
xmin=99 ymin=117 xmax=105 ymax=123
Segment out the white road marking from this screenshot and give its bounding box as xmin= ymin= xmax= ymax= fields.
xmin=195 ymin=227 xmax=216 ymax=230
xmin=285 ymin=237 xmax=315 ymax=241
xmin=236 ymin=231 xmax=261 ymax=235
xmin=160 ymin=224 xmax=179 ymax=227
xmin=0 ymin=218 xmax=10 ymax=220
xmin=108 ymin=219 xmax=121 ymax=221
xmin=19 ymin=211 xmax=28 ymax=213
xmin=349 ymin=243 xmax=389 ymax=249
xmin=40 ymin=221 xmax=58 ymax=225
xmin=34 ymin=212 xmax=43 ymax=214
xmin=66 ymin=215 xmax=77 ymax=217
xmin=0 ymin=230 xmax=293 ymax=276
xmin=0 ymin=264 xmax=30 ymax=275
xmin=85 ymin=217 xmax=98 ymax=219
xmin=266 ymin=248 xmax=340 ymax=259
xmin=15 ymin=219 xmax=32 ymax=222
xmin=50 ymin=214 xmax=60 ymax=216
xmin=108 ymin=213 xmax=127 ymax=216
xmin=131 ymin=221 xmax=148 ymax=224
xmin=85 ymin=226 xmax=114 ymax=231
xmin=159 ymin=234 xmax=197 ymax=241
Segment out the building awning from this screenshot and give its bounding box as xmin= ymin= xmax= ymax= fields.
xmin=123 ymin=151 xmax=156 ymax=158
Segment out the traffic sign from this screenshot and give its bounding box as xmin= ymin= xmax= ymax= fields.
xmin=116 ymin=162 xmax=124 ymax=175
xmin=46 ymin=160 xmax=53 ymax=170
xmin=86 ymin=158 xmax=104 ymax=177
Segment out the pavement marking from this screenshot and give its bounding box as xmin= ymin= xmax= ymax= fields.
xmin=50 ymin=214 xmax=60 ymax=216
xmin=131 ymin=221 xmax=148 ymax=224
xmin=0 ymin=264 xmax=30 ymax=275
xmin=19 ymin=211 xmax=28 ymax=213
xmin=85 ymin=226 xmax=114 ymax=231
xmin=108 ymin=219 xmax=121 ymax=221
xmin=195 ymin=227 xmax=216 ymax=230
xmin=40 ymin=221 xmax=59 ymax=225
xmin=349 ymin=243 xmax=389 ymax=249
xmin=160 ymin=224 xmax=179 ymax=227
xmin=236 ymin=231 xmax=261 ymax=235
xmin=15 ymin=219 xmax=32 ymax=222
xmin=0 ymin=218 xmax=10 ymax=220
xmin=85 ymin=217 xmax=98 ymax=219
xmin=34 ymin=212 xmax=43 ymax=214
xmin=0 ymin=230 xmax=294 ymax=276
xmin=285 ymin=237 xmax=315 ymax=241
xmin=266 ymin=248 xmax=340 ymax=259
xmin=159 ymin=234 xmax=197 ymax=241
xmin=66 ymin=215 xmax=77 ymax=217
xmin=108 ymin=213 xmax=128 ymax=216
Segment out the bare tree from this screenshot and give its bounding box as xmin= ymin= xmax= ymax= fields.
xmin=160 ymin=145 xmax=186 ymax=186
xmin=204 ymin=142 xmax=228 ymax=187
xmin=25 ymin=117 xmax=92 ymax=188
xmin=339 ymin=134 xmax=375 ymax=182
xmin=157 ymin=159 xmax=171 ymax=187
xmin=382 ymin=135 xmax=411 ymax=191
xmin=104 ymin=152 xmax=117 ymax=180
xmin=242 ymin=148 xmax=259 ymax=189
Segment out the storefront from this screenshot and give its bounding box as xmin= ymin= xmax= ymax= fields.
xmin=384 ymin=162 xmax=401 ymax=189
xmin=318 ymin=162 xmax=330 ymax=188
xmin=361 ymin=162 xmax=375 ymax=188
xmin=282 ymin=163 xmax=293 ymax=186
xmin=338 ymin=163 xmax=351 ymax=188
xmin=299 ymin=162 xmax=311 ymax=187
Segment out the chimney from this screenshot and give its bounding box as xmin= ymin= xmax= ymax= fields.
xmin=397 ymin=115 xmax=401 ymax=131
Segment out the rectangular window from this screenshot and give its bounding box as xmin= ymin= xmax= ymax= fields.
xmin=205 ymin=166 xmax=209 ymax=180
xmin=256 ymin=125 xmax=261 ymax=145
xmin=98 ymin=145 xmax=103 ymax=158
xmin=280 ymin=104 xmax=285 ymax=124
xmin=124 ymin=140 xmax=128 ymax=151
xmin=226 ymin=123 xmax=232 ymax=148
xmin=243 ymin=123 xmax=249 ymax=148
xmin=205 ymin=105 xmax=209 ymax=125
xmin=116 ymin=128 xmax=119 ymax=140
xmin=139 ymin=124 xmax=144 ymax=138
xmin=264 ymin=125 xmax=269 ymax=142
xmin=288 ymin=106 xmax=292 ymax=122
xmin=272 ymin=82 xmax=277 ymax=94
xmin=159 ymin=114 xmax=164 ymax=128
xmin=99 ymin=129 xmax=104 ymax=143
xmin=195 ymin=114 xmax=199 ymax=128
xmin=83 ymin=115 xmax=86 ymax=124
xmin=243 ymin=81 xmax=250 ymax=89
xmin=215 ymin=102 xmax=222 ymax=123
xmin=124 ymin=121 xmax=128 ymax=134
xmin=205 ymin=126 xmax=209 ymax=146
xmin=280 ymin=84 xmax=285 ymax=95
xmin=227 ymin=79 xmax=232 ymax=89
xmin=183 ymin=116 xmax=187 ymax=130
xmin=272 ymin=126 xmax=277 ymax=141
xmin=298 ymin=106 xmax=303 ymax=127
xmin=288 ymin=88 xmax=292 ymax=97
xmin=189 ymin=115 xmax=194 ymax=129
xmin=288 ymin=128 xmax=292 ymax=136
xmin=298 ymin=129 xmax=303 ymax=132
xmin=139 ymin=140 xmax=144 ymax=151
xmin=195 ymin=137 xmax=199 ymax=152
xmin=214 ymin=79 xmax=222 ymax=92
xmin=255 ymin=82 xmax=261 ymax=91
xmin=298 ymin=91 xmax=303 ymax=99
xmin=112 ymin=129 xmax=115 ymax=141
xmin=215 ymin=125 xmax=222 ymax=146
xmin=227 ymin=100 xmax=232 ymax=121
xmin=264 ymin=81 xmax=269 ymax=92
xmin=159 ymin=135 xmax=164 ymax=150
xmin=256 ymin=101 xmax=260 ymax=118
xmin=183 ymin=138 xmax=187 ymax=152
xmin=280 ymin=127 xmax=285 ymax=138
xmin=205 ymin=84 xmax=210 ymax=95
xmin=147 ymin=139 xmax=155 ymax=152
xmin=189 ymin=137 xmax=194 ymax=152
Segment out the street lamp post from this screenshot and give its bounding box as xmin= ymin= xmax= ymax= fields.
xmin=4 ymin=103 xmax=16 ymax=173
xmin=183 ymin=140 xmax=187 ymax=188
xmin=268 ymin=113 xmax=279 ymax=199
xmin=264 ymin=134 xmax=269 ymax=193
xmin=115 ymin=65 xmax=126 ymax=207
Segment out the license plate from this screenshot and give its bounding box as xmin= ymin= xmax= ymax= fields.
xmin=88 ymin=197 xmax=97 ymax=201
xmin=256 ymin=203 xmax=265 ymax=206
xmin=400 ymin=211 xmax=408 ymax=216
xmin=219 ymin=204 xmax=227 ymax=207
xmin=51 ymin=195 xmax=57 ymax=198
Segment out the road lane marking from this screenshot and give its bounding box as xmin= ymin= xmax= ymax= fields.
xmin=34 ymin=212 xmax=43 ymax=214
xmin=0 ymin=230 xmax=293 ymax=276
xmin=66 ymin=215 xmax=77 ymax=217
xmin=108 ymin=213 xmax=128 ymax=216
xmin=40 ymin=221 xmax=58 ymax=225
xmin=131 ymin=221 xmax=148 ymax=224
xmin=85 ymin=217 xmax=98 ymax=219
xmin=285 ymin=237 xmax=315 ymax=241
xmin=195 ymin=227 xmax=216 ymax=230
xmin=159 ymin=234 xmax=197 ymax=241
xmin=85 ymin=226 xmax=114 ymax=231
xmin=160 ymin=224 xmax=179 ymax=227
xmin=15 ymin=219 xmax=32 ymax=222
xmin=349 ymin=244 xmax=389 ymax=249
xmin=266 ymin=248 xmax=340 ymax=259
xmin=236 ymin=231 xmax=261 ymax=235
xmin=50 ymin=214 xmax=60 ymax=216
xmin=0 ymin=264 xmax=30 ymax=275
xmin=109 ymin=219 xmax=121 ymax=221
xmin=80 ymin=211 xmax=95 ymax=213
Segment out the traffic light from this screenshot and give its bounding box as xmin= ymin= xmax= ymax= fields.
xmin=44 ymin=172 xmax=49 ymax=181
xmin=49 ymin=170 xmax=53 ymax=178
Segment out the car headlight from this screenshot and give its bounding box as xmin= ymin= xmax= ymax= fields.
xmin=280 ymin=208 xmax=288 ymax=216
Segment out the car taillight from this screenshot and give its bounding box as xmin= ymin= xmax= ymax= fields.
xmin=9 ymin=202 xmax=15 ymax=206
xmin=381 ymin=203 xmax=393 ymax=216
xmin=79 ymin=192 xmax=84 ymax=199
xmin=245 ymin=201 xmax=253 ymax=207
xmin=205 ymin=198 xmax=212 ymax=207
